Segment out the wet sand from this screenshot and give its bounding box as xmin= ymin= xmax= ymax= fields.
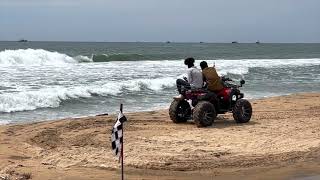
xmin=0 ymin=93 xmax=320 ymax=179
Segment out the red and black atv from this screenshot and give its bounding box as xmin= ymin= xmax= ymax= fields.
xmin=169 ymin=77 xmax=252 ymax=127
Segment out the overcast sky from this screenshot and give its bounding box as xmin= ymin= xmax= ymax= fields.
xmin=0 ymin=0 xmax=319 ymax=42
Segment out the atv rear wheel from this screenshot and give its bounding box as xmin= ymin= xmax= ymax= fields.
xmin=232 ymin=99 xmax=252 ymax=123
xmin=193 ymin=101 xmax=216 ymax=127
xmin=169 ymin=99 xmax=191 ymax=123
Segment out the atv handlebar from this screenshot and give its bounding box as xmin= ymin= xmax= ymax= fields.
xmin=221 ymin=76 xmax=233 ymax=82
xmin=221 ymin=76 xmax=245 ymax=88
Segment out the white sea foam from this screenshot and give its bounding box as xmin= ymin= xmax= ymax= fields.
xmin=124 ymin=77 xmax=176 ymax=91
xmin=196 ymin=59 xmax=320 ymax=76
xmin=0 ymin=86 xmax=116 ymax=113
xmin=0 ymin=77 xmax=177 ymax=113
xmin=0 ymin=120 xmax=10 ymax=125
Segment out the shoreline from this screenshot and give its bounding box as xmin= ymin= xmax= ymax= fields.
xmin=2 ymin=91 xmax=319 ymax=126
xmin=1 ymin=93 xmax=320 ymax=179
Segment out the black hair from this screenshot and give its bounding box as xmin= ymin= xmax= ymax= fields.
xmin=184 ymin=57 xmax=195 ymax=66
xmin=200 ymin=61 xmax=208 ymax=70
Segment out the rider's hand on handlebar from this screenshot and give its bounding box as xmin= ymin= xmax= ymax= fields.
xmin=221 ymin=76 xmax=232 ymax=81
xmin=183 ymin=76 xmax=188 ymax=82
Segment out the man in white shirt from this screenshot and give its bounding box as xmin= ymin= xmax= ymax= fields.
xmin=174 ymin=57 xmax=203 ymax=99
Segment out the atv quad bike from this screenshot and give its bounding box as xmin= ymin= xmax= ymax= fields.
xmin=169 ymin=77 xmax=252 ymax=127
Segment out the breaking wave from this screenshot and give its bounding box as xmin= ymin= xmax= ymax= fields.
xmin=0 ymin=77 xmax=176 ymax=113
xmin=0 ymin=49 xmax=148 ymax=65
xmin=0 ymin=49 xmax=80 ymax=65
xmin=1 ymin=48 xmax=320 ymax=70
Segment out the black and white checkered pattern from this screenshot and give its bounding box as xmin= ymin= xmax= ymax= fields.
xmin=111 ymin=112 xmax=127 ymax=158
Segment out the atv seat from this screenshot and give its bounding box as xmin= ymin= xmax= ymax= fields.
xmin=185 ymin=89 xmax=208 ymax=100
xmin=187 ymin=89 xmax=208 ymax=94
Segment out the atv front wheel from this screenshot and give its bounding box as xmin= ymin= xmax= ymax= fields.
xmin=232 ymin=99 xmax=252 ymax=123
xmin=169 ymin=99 xmax=191 ymax=123
xmin=193 ymin=101 xmax=216 ymax=127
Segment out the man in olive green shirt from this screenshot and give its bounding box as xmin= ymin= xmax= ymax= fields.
xmin=200 ymin=61 xmax=223 ymax=92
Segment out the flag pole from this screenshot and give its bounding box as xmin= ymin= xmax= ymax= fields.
xmin=120 ymin=103 xmax=124 ymax=180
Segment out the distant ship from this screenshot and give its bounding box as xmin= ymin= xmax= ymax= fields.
xmin=231 ymin=41 xmax=238 ymax=44
xmin=18 ymin=39 xmax=28 ymax=42
xmin=166 ymin=41 xmax=171 ymax=43
xmin=256 ymin=41 xmax=260 ymax=44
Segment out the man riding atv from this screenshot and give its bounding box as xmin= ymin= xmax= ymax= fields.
xmin=200 ymin=61 xmax=224 ymax=92
xmin=170 ymin=59 xmax=252 ymax=127
xmin=174 ymin=57 xmax=203 ymax=100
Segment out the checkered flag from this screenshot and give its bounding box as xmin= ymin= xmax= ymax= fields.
xmin=111 ymin=111 xmax=127 ymax=158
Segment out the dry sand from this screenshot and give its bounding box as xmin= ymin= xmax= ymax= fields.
xmin=0 ymin=93 xmax=320 ymax=179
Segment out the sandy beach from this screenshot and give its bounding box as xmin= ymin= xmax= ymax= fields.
xmin=0 ymin=93 xmax=320 ymax=180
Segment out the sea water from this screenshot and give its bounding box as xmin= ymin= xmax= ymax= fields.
xmin=0 ymin=42 xmax=319 ymax=124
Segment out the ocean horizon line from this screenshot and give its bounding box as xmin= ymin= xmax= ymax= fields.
xmin=1 ymin=40 xmax=320 ymax=44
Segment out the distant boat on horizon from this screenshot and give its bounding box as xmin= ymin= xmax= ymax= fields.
xmin=166 ymin=41 xmax=171 ymax=43
xmin=256 ymin=41 xmax=260 ymax=44
xmin=18 ymin=39 xmax=28 ymax=42
xmin=231 ymin=41 xmax=238 ymax=44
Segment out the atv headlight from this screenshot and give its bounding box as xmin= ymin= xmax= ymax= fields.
xmin=232 ymin=95 xmax=237 ymax=101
